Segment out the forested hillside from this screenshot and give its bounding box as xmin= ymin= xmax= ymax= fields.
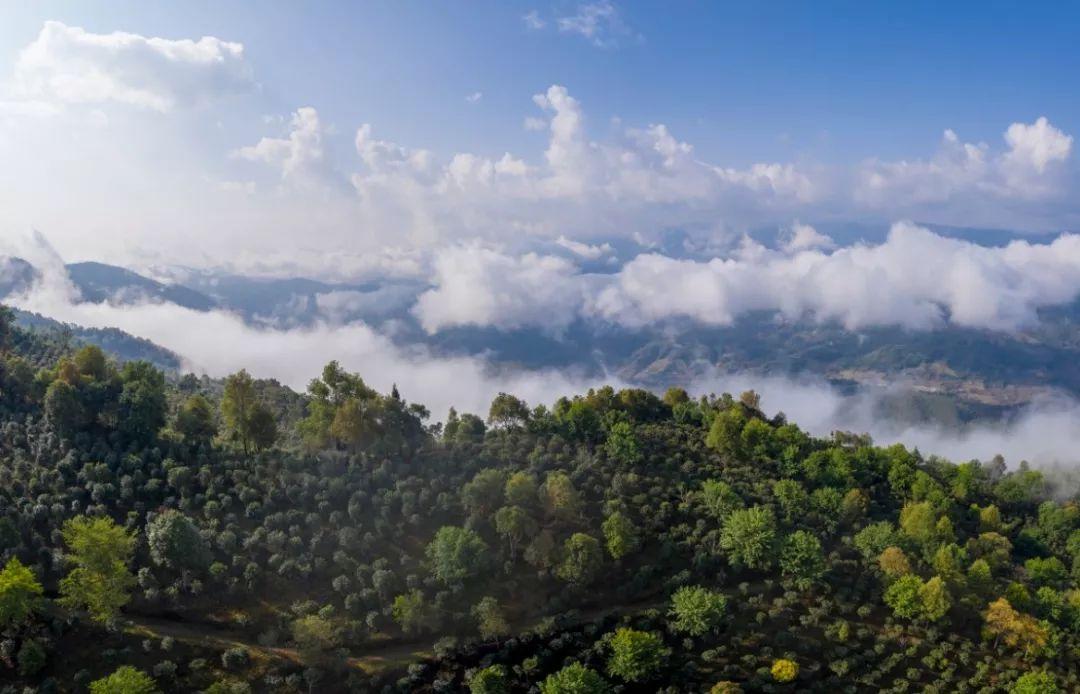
xmin=0 ymin=305 xmax=1077 ymax=693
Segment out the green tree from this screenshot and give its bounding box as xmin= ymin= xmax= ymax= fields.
xmin=392 ymin=590 xmax=438 ymax=635
xmin=602 ymin=511 xmax=640 ymax=560
xmin=705 ymin=407 xmax=747 ymax=458
xmin=488 ymin=393 xmax=530 ymax=428
xmin=89 ymin=666 xmax=159 ymax=694
xmin=58 ymin=515 xmax=137 ymax=623
xmin=719 ymin=506 xmax=777 ymax=570
xmin=0 ymin=557 xmax=44 ymax=628
xmin=1011 ymin=671 xmax=1059 ymax=694
xmin=463 ymin=469 xmax=507 ymax=518
xmin=73 ymin=345 xmax=110 ymax=381
xmin=669 ymin=585 xmax=727 ymax=636
xmin=146 ymin=510 xmax=211 ymax=574
xmin=899 ymin=501 xmax=941 ymax=547
xmin=883 ymin=574 xmax=924 ymax=620
xmin=425 ymin=526 xmax=489 ymax=585
xmin=557 ymin=533 xmax=604 ymax=585
xmin=853 ymin=522 xmax=898 ymax=562
xmin=470 ymin=664 xmax=510 ymax=694
xmin=44 ymin=378 xmax=85 ymax=437
xmin=494 ymin=505 xmax=537 ymax=559
xmin=542 ymin=471 xmax=582 ymax=523
xmin=175 ymin=394 xmax=217 ymax=444
xmin=779 ymin=531 xmax=826 ymax=589
xmin=472 ymin=596 xmax=510 ymax=639
xmin=773 ymin=479 xmax=809 ymax=524
xmin=605 ymin=421 xmax=642 ymax=465
xmin=505 ymin=471 xmax=539 ymax=508
xmin=221 ymin=369 xmax=275 ymax=454
xmin=919 ymin=575 xmax=952 ymax=622
xmin=606 ymin=628 xmax=668 ymax=682
xmin=291 ymin=614 xmax=340 ymax=661
xmin=701 ymin=479 xmax=744 ymax=521
xmin=539 ymin=662 xmax=609 ymax=694
xmin=117 ymin=360 xmax=166 ymax=443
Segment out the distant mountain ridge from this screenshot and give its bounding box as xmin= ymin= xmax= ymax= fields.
xmin=11 ymin=309 xmax=181 ymax=371
xmin=65 ymin=261 xmax=218 ymax=311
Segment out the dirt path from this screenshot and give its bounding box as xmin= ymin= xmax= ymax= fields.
xmin=124 ymin=595 xmax=667 ymax=678
xmin=125 ymin=614 xmax=431 ymax=675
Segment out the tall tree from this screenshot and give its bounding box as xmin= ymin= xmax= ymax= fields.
xmin=58 ymin=516 xmax=137 ymax=623
xmin=221 ymin=369 xmax=256 ymax=454
xmin=0 ymin=557 xmax=44 ymax=628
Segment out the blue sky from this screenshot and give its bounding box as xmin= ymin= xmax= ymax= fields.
xmin=4 ymin=1 xmax=1079 ymax=167
xmin=0 ymin=1 xmax=1077 ymax=270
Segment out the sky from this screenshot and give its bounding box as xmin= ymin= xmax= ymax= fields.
xmin=0 ymin=1 xmax=1078 ymax=273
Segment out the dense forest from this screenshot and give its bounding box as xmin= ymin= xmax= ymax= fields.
xmin=0 ymin=304 xmax=1077 ymax=693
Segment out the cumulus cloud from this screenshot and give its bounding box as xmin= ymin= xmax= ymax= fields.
xmin=232 ymin=107 xmax=341 ymax=188
xmin=858 ymin=117 xmax=1074 ymax=208
xmin=283 ymin=84 xmax=816 ymax=246
xmin=413 ymin=245 xmax=587 ymax=334
xmin=415 ymin=222 xmax=1080 ymax=334
xmin=780 ymin=222 xmax=836 ymax=253
xmin=13 ymin=20 xmax=252 ymax=112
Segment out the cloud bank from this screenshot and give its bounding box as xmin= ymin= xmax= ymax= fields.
xmin=414 ymin=222 xmax=1080 ymax=334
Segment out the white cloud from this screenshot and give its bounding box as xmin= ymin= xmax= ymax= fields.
xmin=413 ymin=244 xmax=586 ymax=334
xmin=1004 ymin=117 xmax=1073 ymax=174
xmin=233 ymin=107 xmax=337 ymax=187
xmin=555 ymin=235 xmax=613 ymax=259
xmin=224 ymin=84 xmax=817 ymax=251
xmin=415 ymin=222 xmax=1080 ymax=334
xmin=465 ymin=91 xmax=483 ymax=104
xmin=858 ymin=117 xmax=1074 ymax=207
xmin=780 ymin=222 xmax=835 ymax=253
xmin=557 ymin=1 xmax=632 ymax=47
xmin=13 ymin=20 xmax=252 ymax=112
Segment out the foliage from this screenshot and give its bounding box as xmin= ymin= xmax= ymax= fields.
xmin=89 ymin=666 xmax=159 ymax=694
xmin=719 ymin=506 xmax=777 ymax=570
xmin=605 ymin=628 xmax=668 ymax=682
xmin=771 ymin=658 xmax=799 ymax=683
xmin=983 ymin=598 xmax=1049 ymax=657
xmin=779 ymin=530 xmax=826 ymax=589
xmin=669 ymin=585 xmax=727 ymax=636
xmin=58 ymin=515 xmax=137 ymax=623
xmin=557 ymin=533 xmax=604 ymax=585
xmin=146 ymin=510 xmax=211 ymax=573
xmin=472 ymin=596 xmax=510 ymax=639
xmin=539 ymin=662 xmax=610 ymax=693
xmin=0 ymin=557 xmax=44 ymax=628
xmin=602 ymin=511 xmax=640 ymax=560
xmin=426 ymin=526 xmax=490 ymax=586
xmin=1011 ymin=670 xmax=1059 ymax=694
xmin=469 ymin=664 xmax=510 ymax=694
